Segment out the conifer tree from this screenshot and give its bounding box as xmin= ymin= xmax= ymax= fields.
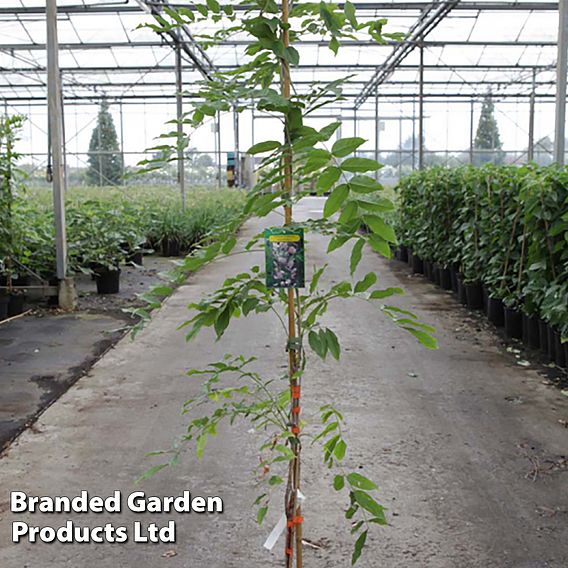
xmin=473 ymin=93 xmax=503 ymax=165
xmin=87 ymin=100 xmax=123 ymax=185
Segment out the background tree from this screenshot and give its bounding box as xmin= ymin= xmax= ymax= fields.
xmin=87 ymin=100 xmax=123 ymax=186
xmin=473 ymin=93 xmax=504 ymax=165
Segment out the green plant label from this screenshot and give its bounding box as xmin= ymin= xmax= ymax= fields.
xmin=264 ymin=227 xmax=305 ymax=289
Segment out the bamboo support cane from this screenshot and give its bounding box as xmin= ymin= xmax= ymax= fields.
xmin=280 ymin=0 xmax=302 ymax=566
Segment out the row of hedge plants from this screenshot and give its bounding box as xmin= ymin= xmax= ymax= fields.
xmin=396 ymin=164 xmax=568 ymax=368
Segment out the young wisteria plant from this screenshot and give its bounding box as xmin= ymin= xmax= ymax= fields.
xmin=137 ymin=2 xmax=436 ymax=565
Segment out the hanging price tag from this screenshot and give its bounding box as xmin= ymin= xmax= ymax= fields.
xmin=264 ymin=227 xmax=305 ymax=289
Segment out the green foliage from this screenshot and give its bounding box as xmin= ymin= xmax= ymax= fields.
xmin=87 ymin=100 xmax=124 ymax=186
xmin=6 ymin=187 xmax=245 ymax=281
xmin=0 ymin=114 xmax=26 ymax=282
xmin=397 ymin=164 xmax=568 ymax=338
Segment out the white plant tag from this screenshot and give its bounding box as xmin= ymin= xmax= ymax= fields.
xmin=263 ymin=513 xmax=287 ymax=551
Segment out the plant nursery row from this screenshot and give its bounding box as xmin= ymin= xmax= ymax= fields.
xmin=395 ymin=164 xmax=568 ymax=367
xmin=0 ymin=186 xmax=245 ymax=319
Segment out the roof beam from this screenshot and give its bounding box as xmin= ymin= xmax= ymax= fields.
xmin=354 ymin=0 xmax=460 ymax=109
xmin=0 ymin=2 xmax=557 ymax=15
xmin=0 ymin=39 xmax=557 ymax=50
xmin=134 ymin=0 xmax=216 ymax=81
xmin=0 ymin=63 xmax=555 ymax=74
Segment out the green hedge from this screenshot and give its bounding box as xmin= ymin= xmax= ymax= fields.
xmin=397 ymin=164 xmax=568 ymax=337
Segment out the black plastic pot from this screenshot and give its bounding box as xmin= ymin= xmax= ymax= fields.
xmin=399 ymin=245 xmax=408 ymax=263
xmin=127 ymin=251 xmax=144 ymax=266
xmin=0 ymin=295 xmax=9 ymax=321
xmin=457 ymin=275 xmax=467 ymax=305
xmin=538 ymin=320 xmax=550 ymax=360
xmin=481 ymin=285 xmax=489 ymax=313
xmin=8 ymin=293 xmax=24 ymax=317
xmin=161 ymin=239 xmax=181 ymax=257
xmin=411 ymin=254 xmax=424 ymax=275
xmin=465 ymin=282 xmax=483 ymax=310
xmin=438 ymin=267 xmax=452 ymax=290
xmin=423 ymin=260 xmax=431 ymax=280
xmin=547 ymin=325 xmax=557 ymax=361
xmin=450 ymin=268 xmax=459 ymax=293
xmin=431 ymin=263 xmax=440 ymax=285
xmin=504 ymin=307 xmax=523 ymax=339
xmin=522 ymin=314 xmax=540 ymax=350
xmin=553 ymin=330 xmax=566 ymax=368
xmin=487 ymin=297 xmax=504 ymax=327
xmin=95 ymin=269 xmax=120 ymax=295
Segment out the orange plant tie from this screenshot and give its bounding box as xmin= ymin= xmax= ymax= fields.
xmin=291 ymin=385 xmax=301 ymax=398
xmin=291 ymin=406 xmax=301 ymax=414
xmin=291 ymin=425 xmax=300 ymax=435
xmin=286 ymin=548 xmax=293 ymax=557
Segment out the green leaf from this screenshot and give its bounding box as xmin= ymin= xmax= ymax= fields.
xmin=257 ymin=506 xmax=268 ymax=525
xmin=363 ymin=216 xmax=397 ymax=243
xmin=317 ymin=166 xmax=342 ymax=191
xmin=136 ymin=463 xmax=168 ymax=483
xmin=352 ymin=490 xmax=385 ymax=518
xmin=309 ymin=330 xmax=327 ymax=359
xmin=334 ymin=439 xmax=347 ymax=460
xmin=332 ymin=137 xmax=366 ymax=158
xmin=324 ymin=184 xmax=350 ymax=217
xmin=328 ymin=235 xmax=350 ymax=253
xmin=349 ymin=175 xmax=383 ymax=193
xmin=350 ymin=239 xmax=364 ymax=275
xmin=368 ymin=234 xmax=392 ymax=258
xmin=354 ymin=271 xmax=377 ymax=293
xmin=338 ymin=201 xmax=358 ymax=224
xmin=346 ymin=472 xmax=378 ymax=491
xmin=284 ymin=46 xmax=300 ymax=65
xmin=333 ymin=474 xmax=345 ymax=491
xmin=344 ymin=0 xmax=358 ymax=27
xmin=341 ymin=157 xmax=381 ymax=173
xmin=214 ymin=305 xmax=231 ymax=338
xmin=206 ymin=0 xmax=220 ymax=12
xmin=196 ymin=433 xmax=207 ymax=459
xmin=268 ymin=475 xmax=283 ymax=486
xmin=310 ymin=264 xmax=327 ymax=293
xmin=404 ymin=327 xmax=438 ymax=350
xmin=351 ymin=529 xmax=368 ymax=565
xmin=221 ymin=236 xmax=237 ymax=254
xmin=325 ymin=328 xmax=341 ymax=360
xmin=369 ymin=287 xmax=403 ymax=299
xmin=248 ymin=140 xmax=281 ymax=154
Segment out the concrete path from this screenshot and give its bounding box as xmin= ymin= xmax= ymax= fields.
xmin=0 ymin=197 xmax=567 ymax=568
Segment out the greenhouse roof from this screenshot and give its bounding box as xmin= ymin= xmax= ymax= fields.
xmin=0 ymin=1 xmax=561 ymax=110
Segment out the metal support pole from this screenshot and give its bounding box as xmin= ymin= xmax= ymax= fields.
xmin=46 ymin=0 xmax=68 ymax=281
xmin=469 ymin=98 xmax=474 ymax=164
xmin=354 ymin=108 xmax=357 ymax=139
xmin=175 ymin=44 xmax=186 ymax=209
xmin=412 ymin=98 xmax=416 ymax=170
xmin=251 ymin=99 xmax=255 ymax=146
xmin=374 ymin=86 xmax=379 ymax=180
xmin=554 ymin=0 xmax=568 ymax=165
xmin=216 ymin=111 xmax=222 ymax=188
xmin=398 ymin=112 xmax=402 ymax=180
xmin=59 ymin=72 xmax=67 ymax=192
xmin=233 ymin=106 xmax=240 ymax=186
xmin=528 ymin=69 xmax=536 ymax=162
xmin=119 ymin=101 xmax=125 ymax=183
xmin=418 ymin=42 xmax=425 ymax=170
